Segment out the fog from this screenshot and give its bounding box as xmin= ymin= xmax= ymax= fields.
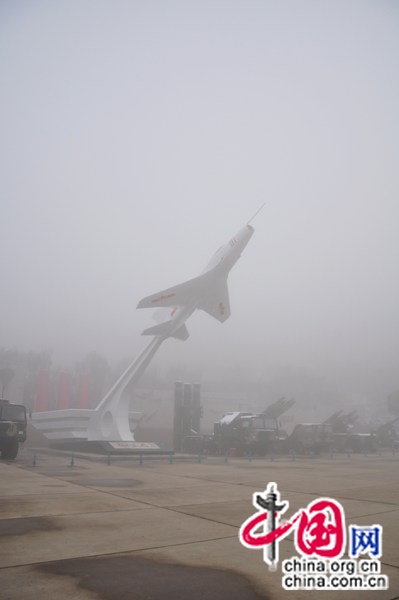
xmin=1 ymin=1 xmax=398 ymax=407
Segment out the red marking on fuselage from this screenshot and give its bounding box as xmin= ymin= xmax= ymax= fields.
xmin=219 ymin=303 xmax=225 ymax=315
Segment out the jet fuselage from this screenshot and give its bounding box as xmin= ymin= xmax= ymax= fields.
xmin=137 ymin=223 xmax=254 ymax=340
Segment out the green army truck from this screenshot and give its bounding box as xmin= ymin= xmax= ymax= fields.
xmin=0 ymin=399 xmax=27 ymax=459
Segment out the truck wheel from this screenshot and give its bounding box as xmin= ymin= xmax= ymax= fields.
xmin=1 ymin=438 xmax=19 ymax=460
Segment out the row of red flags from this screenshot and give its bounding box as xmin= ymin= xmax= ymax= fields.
xmin=36 ymin=370 xmax=91 ymax=411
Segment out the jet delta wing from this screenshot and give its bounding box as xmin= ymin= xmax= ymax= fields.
xmin=136 ymin=273 xmax=209 ymax=309
xmin=197 ymin=278 xmax=230 ymax=323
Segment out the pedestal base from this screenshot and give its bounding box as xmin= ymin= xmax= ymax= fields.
xmin=49 ymin=440 xmax=169 ymax=455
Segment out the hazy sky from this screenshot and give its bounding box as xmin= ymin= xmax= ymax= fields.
xmin=1 ymin=1 xmax=398 ymax=400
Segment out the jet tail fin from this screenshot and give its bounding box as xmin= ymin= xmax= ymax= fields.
xmin=142 ymin=321 xmax=189 ymax=341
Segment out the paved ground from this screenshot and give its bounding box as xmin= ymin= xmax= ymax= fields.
xmin=0 ymin=449 xmax=398 ymax=599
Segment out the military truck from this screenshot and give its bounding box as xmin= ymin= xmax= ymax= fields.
xmin=0 ymin=399 xmax=27 ymax=459
xmin=285 ymin=422 xmax=334 ymax=455
xmin=180 ymin=397 xmax=294 ymax=457
xmin=373 ymin=417 xmax=399 ymax=449
xmin=208 ymin=397 xmax=295 ymax=457
xmin=324 ymin=410 xmax=378 ymax=453
xmin=331 ymin=432 xmax=378 ymax=454
xmin=211 ymin=411 xmax=284 ymax=456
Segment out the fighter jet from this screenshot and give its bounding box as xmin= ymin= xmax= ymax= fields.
xmin=137 ymin=220 xmax=256 ymax=341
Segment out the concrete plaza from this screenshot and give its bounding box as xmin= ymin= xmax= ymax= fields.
xmin=0 ymin=449 xmax=398 ymax=599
